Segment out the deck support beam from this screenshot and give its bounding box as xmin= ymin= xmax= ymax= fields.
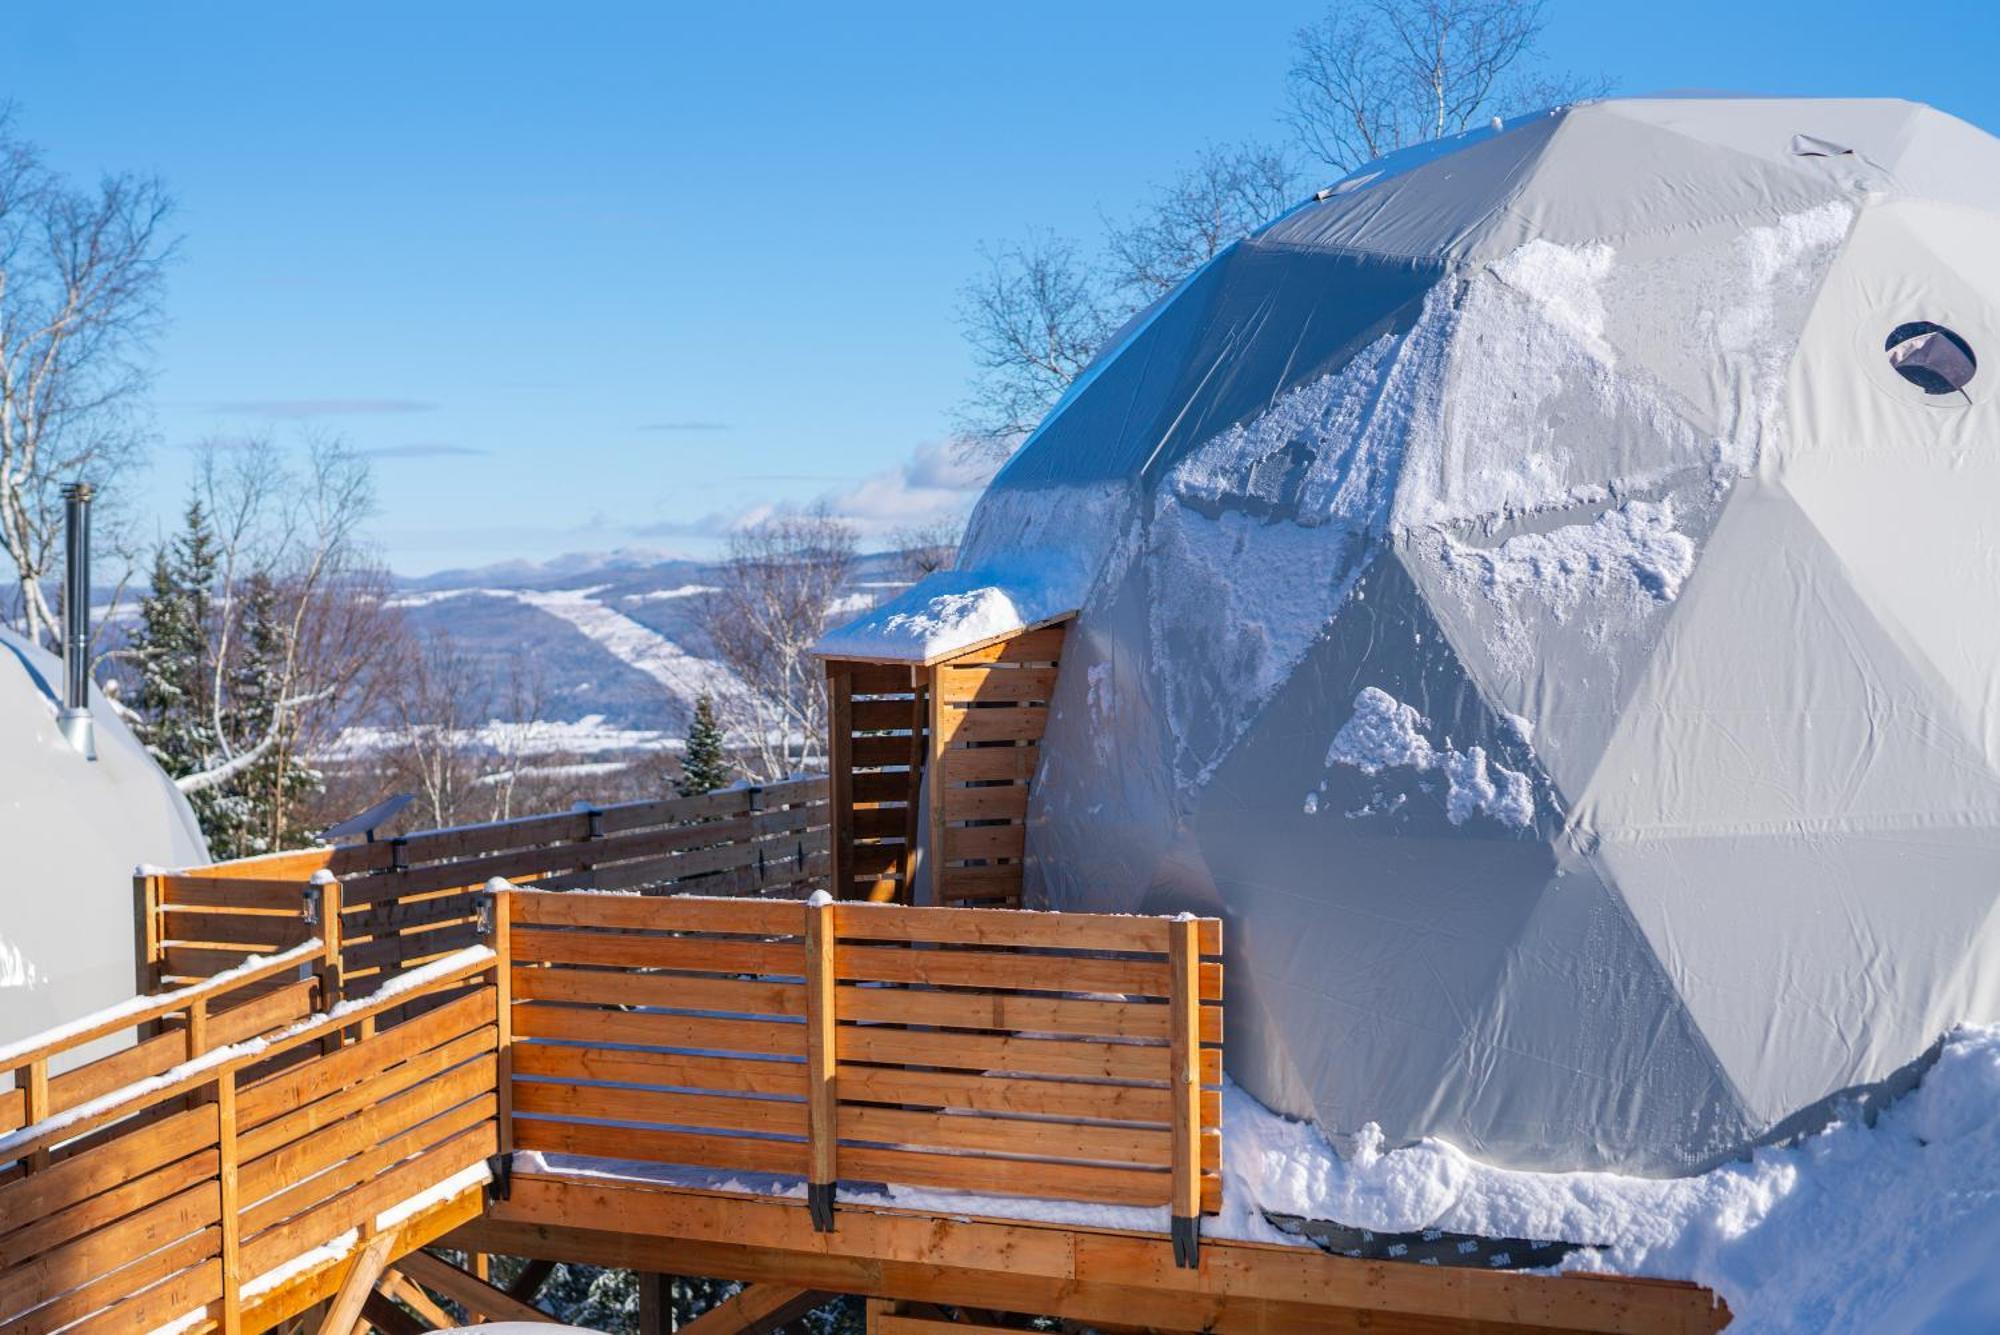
xmin=457 ymin=1176 xmax=1730 ymax=1335
xmin=402 ymin=1248 xmax=559 ymax=1325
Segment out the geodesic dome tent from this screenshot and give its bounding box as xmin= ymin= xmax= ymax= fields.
xmin=0 ymin=626 xmax=209 ymax=1048
xmin=828 ymin=97 xmax=2000 ymax=1175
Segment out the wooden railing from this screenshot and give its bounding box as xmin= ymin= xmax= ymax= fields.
xmin=0 ymin=945 xmax=500 ymax=1334
xmin=140 ymin=777 xmax=831 ymax=1003
xmin=505 ymin=889 xmax=1224 ymax=1252
xmin=2 ymin=860 xmax=1227 ymax=1332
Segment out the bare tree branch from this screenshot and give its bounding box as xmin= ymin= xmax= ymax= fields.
xmin=1105 ymin=143 xmax=1300 ymax=302
xmin=0 ymin=107 xmax=175 ymax=647
xmin=1286 ymin=0 xmax=1597 ymax=173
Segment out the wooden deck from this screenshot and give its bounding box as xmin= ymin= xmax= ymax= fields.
xmin=0 ymin=806 xmax=1733 ymax=1333
xmin=461 ymin=1174 xmax=1729 ymax=1335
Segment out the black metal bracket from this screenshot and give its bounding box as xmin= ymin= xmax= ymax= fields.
xmin=486 ymin=1152 xmax=513 ymax=1203
xmin=301 ymin=883 xmax=322 ymax=928
xmin=808 ymin=1181 xmax=836 ymax=1232
xmin=584 ymin=806 xmax=604 ymax=840
xmin=1172 ymin=1215 xmax=1201 ymax=1269
xmin=390 ymin=837 xmax=409 ymax=873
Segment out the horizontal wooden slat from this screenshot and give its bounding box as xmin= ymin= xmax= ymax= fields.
xmin=241 ymin=1089 xmax=497 ymax=1239
xmin=851 ymin=735 xmax=917 ymax=768
xmin=239 ymin=1121 xmax=495 ymax=1278
xmin=840 ymin=663 xmax=917 ymax=694
xmin=510 ymin=928 xmax=801 ymax=975
xmin=834 ymin=985 xmax=1220 ymax=1043
xmin=161 ymin=944 xmax=275 ymax=980
xmin=936 ymin=867 xmax=1026 ymax=905
xmin=942 ymin=825 xmax=1026 ymax=863
xmin=513 ymin=1081 xmax=806 ymax=1135
xmin=239 ymin=1024 xmax=496 ymax=1162
xmin=852 ymin=771 xmax=913 ymax=804
xmin=0 ymin=1144 xmax=217 ymax=1269
xmin=157 ymin=876 xmax=307 ymax=911
xmin=68 ymin=1254 xmax=221 ymax=1335
xmin=940 ymin=784 xmax=1029 ymax=823
xmin=344 ymin=921 xmax=484 ymax=972
xmin=0 ymin=1104 xmax=217 ymax=1241
xmin=510 ymin=1043 xmax=806 ymax=1097
xmin=939 ymin=746 xmax=1042 ymax=784
xmin=838 ymin=1027 xmax=1183 ymax=1082
xmin=513 ymin=1118 xmax=805 ymax=1177
xmin=836 ymin=944 xmax=1222 ymax=999
xmin=940 ymin=626 xmax=1067 ymax=665
xmin=0 ymin=1223 xmax=219 ymax=1335
xmin=513 ymin=1005 xmax=806 ymax=1057
xmin=850 ymin=699 xmax=918 ymax=732
xmin=934 ymin=706 xmax=1051 ymax=746
xmin=837 ymin=1145 xmax=1164 ymax=1207
xmin=0 ymin=1180 xmax=219 ymax=1320
xmin=851 ymin=807 xmax=908 ymax=843
xmin=839 ymin=1105 xmax=1171 ymax=1167
xmin=342 ymin=890 xmax=482 ymax=937
xmin=237 ymin=988 xmax=495 ymax=1129
xmin=832 ymin=905 xmax=1221 ymax=956
xmin=935 ymin=666 xmax=1060 ymax=704
xmin=836 ymin=1065 xmax=1220 ymax=1124
xmin=157 ymin=910 xmax=311 ymax=949
xmin=240 ymin=1058 xmax=498 ymax=1212
xmin=510 ymin=891 xmax=805 ymax=937
xmin=513 ymin=967 xmax=805 ymax=1017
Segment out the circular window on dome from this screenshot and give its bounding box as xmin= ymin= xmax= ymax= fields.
xmin=1885 ymin=321 xmax=1977 ymax=397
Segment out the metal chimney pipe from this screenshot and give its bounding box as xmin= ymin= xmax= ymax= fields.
xmin=58 ymin=481 xmax=95 ymax=759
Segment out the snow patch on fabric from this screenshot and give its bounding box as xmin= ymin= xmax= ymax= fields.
xmin=1323 ymin=687 xmax=1533 ymax=828
xmin=0 ymin=935 xmax=38 ymax=989
xmin=1442 ymin=499 xmax=1696 ymax=619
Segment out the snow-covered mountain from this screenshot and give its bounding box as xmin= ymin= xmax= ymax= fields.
xmin=383 ymin=548 xmax=916 ymax=740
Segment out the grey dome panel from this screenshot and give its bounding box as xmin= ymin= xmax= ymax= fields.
xmin=941 ymin=96 xmax=2000 ymax=1173
xmin=0 ymin=628 xmax=210 ymax=1049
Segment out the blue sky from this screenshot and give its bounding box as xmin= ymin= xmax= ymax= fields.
xmin=13 ymin=2 xmax=2000 ymax=574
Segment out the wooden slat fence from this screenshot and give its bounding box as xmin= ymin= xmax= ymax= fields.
xmin=825 ymin=663 xmax=926 ymax=902
xmin=0 ymin=945 xmax=499 ymax=1335
xmin=505 ymin=889 xmax=1224 ymax=1234
xmin=144 ymin=777 xmax=831 ymax=1004
xmin=925 ymin=623 xmax=1066 ymax=909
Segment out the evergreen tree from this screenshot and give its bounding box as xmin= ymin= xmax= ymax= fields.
xmin=678 ymin=694 xmax=732 ymax=796
xmin=132 ymin=500 xmax=252 ymax=849
xmin=221 ymin=571 xmax=320 ymax=856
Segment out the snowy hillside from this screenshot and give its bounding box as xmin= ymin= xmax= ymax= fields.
xmin=360 ymin=549 xmax=915 ymax=747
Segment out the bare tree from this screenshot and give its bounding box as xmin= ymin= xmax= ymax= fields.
xmin=700 ymin=507 xmax=857 ymax=781
xmin=889 ymin=516 xmax=963 ymax=583
xmin=0 ymin=110 xmax=174 ymax=648
xmin=1105 ymin=143 xmax=1300 ymax=301
xmin=1287 ymin=0 xmax=1585 ymax=172
xmin=954 ymin=231 xmax=1117 ymax=461
xmin=175 ymin=435 xmax=379 ymax=799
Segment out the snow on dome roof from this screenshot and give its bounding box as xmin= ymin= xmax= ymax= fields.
xmin=940 ymin=95 xmax=2000 ymax=1175
xmin=0 ymin=626 xmax=209 ymax=1048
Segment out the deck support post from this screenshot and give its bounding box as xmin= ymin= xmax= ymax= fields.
xmin=305 ymin=875 xmax=345 ymax=1055
xmin=826 ymin=664 xmax=854 ymax=899
xmin=805 ymin=895 xmax=838 ymax=1231
xmin=485 ymin=883 xmax=516 ymax=1173
xmin=13 ymin=1058 xmax=48 ymax=1172
xmin=216 ymin=1067 xmax=243 ymax=1334
xmin=1167 ymin=917 xmax=1202 ymax=1270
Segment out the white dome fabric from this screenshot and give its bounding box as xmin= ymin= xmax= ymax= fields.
xmin=948 ymin=98 xmax=2000 ymax=1173
xmin=0 ymin=627 xmax=209 ymax=1047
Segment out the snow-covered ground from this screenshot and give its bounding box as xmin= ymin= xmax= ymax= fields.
xmin=520 ymin=1022 xmax=2000 ymax=1334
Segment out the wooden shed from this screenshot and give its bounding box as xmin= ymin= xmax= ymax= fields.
xmin=818 ymin=605 xmax=1072 ymax=908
